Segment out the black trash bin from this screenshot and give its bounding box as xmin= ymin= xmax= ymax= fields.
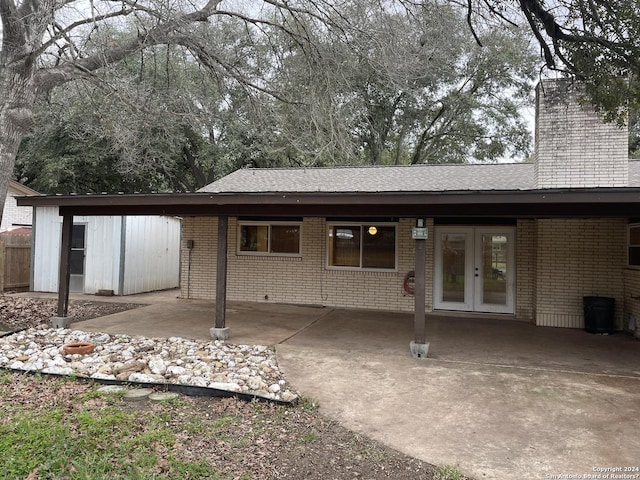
xmin=583 ymin=296 xmax=615 ymax=334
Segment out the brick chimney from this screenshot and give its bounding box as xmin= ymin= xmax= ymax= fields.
xmin=534 ymin=79 xmax=628 ymax=188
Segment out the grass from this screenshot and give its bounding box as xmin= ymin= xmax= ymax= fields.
xmin=0 ymin=371 xmax=468 ymax=480
xmin=0 ymin=390 xmax=221 ymax=479
xmin=435 ymin=464 xmax=463 ymax=480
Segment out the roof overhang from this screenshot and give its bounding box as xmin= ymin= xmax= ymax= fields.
xmin=16 ymin=188 xmax=640 ymax=218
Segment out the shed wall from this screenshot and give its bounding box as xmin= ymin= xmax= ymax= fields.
xmin=32 ymin=207 xmax=122 ymax=293
xmin=32 ymin=208 xmax=180 ymax=295
xmin=122 ymin=216 xmax=181 ymax=295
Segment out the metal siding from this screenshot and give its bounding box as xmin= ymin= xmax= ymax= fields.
xmin=122 ymin=216 xmax=180 ymax=295
xmin=81 ymin=215 xmax=121 ymax=294
xmin=32 ymin=209 xmax=178 ymax=295
xmin=32 ymin=207 xmax=61 ymax=292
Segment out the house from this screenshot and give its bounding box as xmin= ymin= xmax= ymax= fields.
xmin=31 ymin=206 xmax=181 ymax=295
xmin=16 ymin=79 xmax=640 ymax=341
xmin=1 ymin=181 xmax=38 ymax=232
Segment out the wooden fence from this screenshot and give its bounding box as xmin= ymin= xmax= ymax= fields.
xmin=0 ymin=233 xmax=31 ymax=292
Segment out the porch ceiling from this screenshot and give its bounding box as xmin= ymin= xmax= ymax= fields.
xmin=17 ymin=188 xmax=640 ymax=218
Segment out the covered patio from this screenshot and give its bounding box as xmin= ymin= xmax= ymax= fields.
xmin=67 ymin=293 xmax=640 ymax=479
xmin=18 ymin=187 xmax=640 ymax=354
xmin=72 ymin=293 xmax=640 ymax=378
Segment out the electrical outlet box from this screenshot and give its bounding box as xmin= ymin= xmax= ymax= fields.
xmin=411 ymin=227 xmax=428 ymax=240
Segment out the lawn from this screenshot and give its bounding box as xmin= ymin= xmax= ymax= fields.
xmin=0 ymin=371 xmax=467 ymax=480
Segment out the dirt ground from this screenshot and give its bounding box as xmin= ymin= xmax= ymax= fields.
xmin=0 ymin=295 xmax=142 ymax=330
xmin=0 ymin=295 xmax=471 ymax=480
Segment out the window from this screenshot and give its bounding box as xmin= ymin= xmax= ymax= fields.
xmin=327 ymin=223 xmax=396 ymax=270
xmin=628 ymin=224 xmax=640 ymax=267
xmin=238 ymin=222 xmax=301 ymax=255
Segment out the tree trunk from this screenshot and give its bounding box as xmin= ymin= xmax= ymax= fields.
xmin=0 ymin=61 xmax=37 ymax=223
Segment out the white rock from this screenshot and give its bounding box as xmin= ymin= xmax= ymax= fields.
xmin=166 ymin=365 xmax=186 ymax=376
xmin=189 ymin=376 xmax=208 ymax=387
xmin=209 ymin=382 xmax=241 ymax=392
xmin=42 ymin=366 xmax=74 ymax=375
xmin=129 ymin=372 xmax=165 ymax=383
xmin=92 ymin=333 xmax=111 ymax=344
xmin=148 ymin=357 xmax=167 ymax=375
xmin=268 ymin=383 xmax=281 ymax=393
xmin=281 ymin=391 xmax=298 ymax=402
xmin=90 ymin=372 xmax=117 ymax=380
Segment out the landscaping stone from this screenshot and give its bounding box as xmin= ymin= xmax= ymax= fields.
xmin=148 ymin=392 xmax=180 ymax=402
xmin=123 ymin=388 xmax=153 ymax=402
xmin=0 ymin=327 xmax=298 ymax=402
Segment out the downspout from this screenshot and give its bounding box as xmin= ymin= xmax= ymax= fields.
xmin=117 ymin=216 xmax=126 ymax=296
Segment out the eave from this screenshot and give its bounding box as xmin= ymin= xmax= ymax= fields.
xmin=16 ymin=188 xmax=640 ymax=218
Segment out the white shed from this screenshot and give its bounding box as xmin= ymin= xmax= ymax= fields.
xmin=32 ymin=206 xmax=181 ymax=295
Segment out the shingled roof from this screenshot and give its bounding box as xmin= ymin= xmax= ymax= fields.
xmin=199 ymin=163 xmax=536 ymax=194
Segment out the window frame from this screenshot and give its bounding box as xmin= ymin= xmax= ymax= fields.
xmin=326 ymin=222 xmax=398 ymax=272
xmin=237 ymin=221 xmax=302 ymax=257
xmin=628 ymin=223 xmax=640 ymax=268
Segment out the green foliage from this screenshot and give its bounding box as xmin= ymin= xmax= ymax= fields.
xmin=434 ymin=464 xmax=462 ymax=480
xmin=0 ymin=405 xmax=221 ymax=479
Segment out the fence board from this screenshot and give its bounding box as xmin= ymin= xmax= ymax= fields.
xmin=0 ymin=233 xmax=31 ymax=291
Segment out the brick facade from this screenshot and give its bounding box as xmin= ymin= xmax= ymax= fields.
xmin=534 ymin=218 xmax=626 ymax=328
xmin=534 ymin=79 xmax=628 ymax=188
xmin=182 ymin=216 xmax=544 ymax=319
xmin=181 ymin=217 xmax=428 ymax=313
xmin=180 ymin=79 xmax=637 ymax=331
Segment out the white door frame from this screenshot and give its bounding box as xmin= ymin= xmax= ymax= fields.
xmin=433 ymin=226 xmax=515 ymax=314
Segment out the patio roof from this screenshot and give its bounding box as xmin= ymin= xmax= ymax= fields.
xmin=16 ymin=187 xmax=640 ymax=218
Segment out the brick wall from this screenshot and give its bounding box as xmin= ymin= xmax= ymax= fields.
xmin=181 ymin=216 xmax=430 ymax=312
xmin=516 ymin=219 xmax=535 ymax=321
xmin=534 ymin=218 xmax=626 ymax=328
xmin=1 ymin=189 xmax=32 ymax=232
xmin=623 ymin=270 xmax=640 ymax=338
xmin=534 ymin=79 xmax=628 ymax=188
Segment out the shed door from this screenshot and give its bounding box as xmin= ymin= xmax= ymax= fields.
xmin=69 ymin=224 xmax=86 ymax=292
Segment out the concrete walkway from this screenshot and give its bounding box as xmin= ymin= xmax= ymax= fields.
xmin=25 ymin=291 xmax=640 ymax=480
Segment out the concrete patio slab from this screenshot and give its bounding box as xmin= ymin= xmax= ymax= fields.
xmin=75 ymin=297 xmax=331 ymax=346
xmin=27 ymin=292 xmax=640 ymax=480
xmin=276 ymin=309 xmax=640 ymax=480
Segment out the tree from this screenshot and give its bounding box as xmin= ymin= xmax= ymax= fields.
xmin=264 ymin=2 xmax=538 ymax=165
xmin=467 ymin=0 xmax=640 ymax=121
xmin=0 ymin=0 xmax=351 ymax=216
xmin=2 ymin=0 xmax=640 ymax=218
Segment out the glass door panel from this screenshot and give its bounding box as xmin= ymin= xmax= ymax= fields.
xmin=474 ymin=229 xmax=514 ymax=314
xmin=479 ymin=234 xmax=508 ymax=306
xmin=434 ymin=228 xmax=473 ymax=311
xmin=442 ymin=234 xmax=467 ymax=303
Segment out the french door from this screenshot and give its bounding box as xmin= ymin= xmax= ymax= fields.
xmin=433 ymin=227 xmax=515 ymax=314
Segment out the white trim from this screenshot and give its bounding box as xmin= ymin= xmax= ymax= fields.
xmin=627 ymin=223 xmax=640 ymax=268
xmin=434 ymin=226 xmax=515 ymax=314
